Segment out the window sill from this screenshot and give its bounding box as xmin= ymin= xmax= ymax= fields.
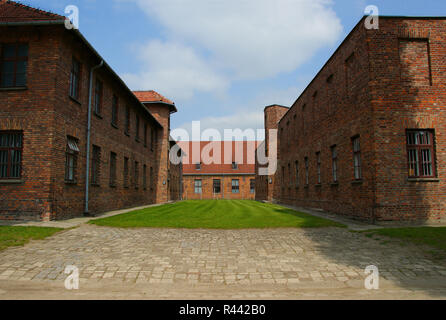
xmin=304 ymin=185 xmax=309 ymax=189
xmin=69 ymin=95 xmax=81 ymax=105
xmin=135 ymin=138 xmax=141 ymax=143
xmin=91 ymin=183 xmax=100 ymax=187
xmin=330 ymin=182 xmax=339 ymax=186
xmin=315 ymin=184 xmax=322 ymax=188
xmin=111 ymin=123 xmax=118 ymax=129
xmin=125 ymin=132 xmax=130 ymax=137
xmin=407 ymin=178 xmax=440 ymax=182
xmin=0 ymin=179 xmax=23 ymax=185
xmin=0 ymin=86 xmax=27 ymax=91
xmin=94 ymin=113 xmax=103 ymax=119
xmin=351 ymin=180 xmax=363 ymax=185
xmin=109 ymin=184 xmax=117 ymax=188
xmin=65 ymin=180 xmax=77 ymax=185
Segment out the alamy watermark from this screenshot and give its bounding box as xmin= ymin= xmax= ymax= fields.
xmin=65 ymin=5 xmax=79 ymax=30
xmin=364 ymin=5 xmax=379 ymax=30
xmin=364 ymin=265 xmax=379 ymax=290
xmin=64 ymin=265 xmax=79 ymax=290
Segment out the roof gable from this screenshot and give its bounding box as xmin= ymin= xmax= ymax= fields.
xmin=0 ymin=0 xmax=65 ymax=22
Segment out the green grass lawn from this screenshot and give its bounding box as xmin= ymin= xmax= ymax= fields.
xmin=90 ymin=200 xmax=345 ymax=229
xmin=364 ymin=227 xmax=446 ymax=252
xmin=0 ymin=226 xmax=63 ymax=251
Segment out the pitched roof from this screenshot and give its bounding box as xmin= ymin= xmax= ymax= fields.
xmin=0 ymin=0 xmax=65 ymax=22
xmin=133 ymin=90 xmax=175 ymax=105
xmin=178 ymin=141 xmax=261 ymax=175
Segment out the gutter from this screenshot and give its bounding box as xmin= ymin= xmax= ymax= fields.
xmin=84 ymin=60 xmax=104 ymax=215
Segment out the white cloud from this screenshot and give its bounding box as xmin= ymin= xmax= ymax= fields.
xmin=130 ymin=0 xmax=342 ymax=79
xmin=122 ymin=40 xmax=229 ymax=100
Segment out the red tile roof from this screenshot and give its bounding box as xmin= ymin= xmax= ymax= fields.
xmin=0 ymin=0 xmax=65 ymax=22
xmin=133 ymin=90 xmax=175 ymax=106
xmin=178 ymin=141 xmax=261 ymax=175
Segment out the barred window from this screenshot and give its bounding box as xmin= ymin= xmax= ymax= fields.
xmin=407 ymin=130 xmax=436 ymax=178
xmin=304 ymin=157 xmax=309 ymax=185
xmin=125 ymin=106 xmax=130 ymax=135
xmin=109 ymin=152 xmax=117 ymax=187
xmin=134 ymin=161 xmax=139 ymax=189
xmin=70 ymin=58 xmax=81 ymax=99
xmin=352 ymin=137 xmax=362 ymax=180
xmin=0 ymin=43 xmax=28 ymax=88
xmin=250 ymin=179 xmax=255 ymax=194
xmin=111 ymin=95 xmax=118 ymax=127
xmin=331 ymin=145 xmax=338 ymax=182
xmin=232 ymin=179 xmax=240 ymax=193
xmin=316 ymin=152 xmax=321 ymax=184
xmin=143 ymin=164 xmax=147 ymax=190
xmin=65 ymin=136 xmax=79 ymax=183
xmin=0 ymin=131 xmax=23 ymax=179
xmin=94 ymin=79 xmax=103 ymax=115
xmin=135 ymin=115 xmax=140 ymax=141
xmin=213 ymin=179 xmax=221 ymax=194
xmin=295 ymin=161 xmax=299 ymax=187
xmin=91 ymin=145 xmax=101 ymax=185
xmin=123 ymin=157 xmax=129 ymax=188
xmin=194 ymin=179 xmax=202 ymax=194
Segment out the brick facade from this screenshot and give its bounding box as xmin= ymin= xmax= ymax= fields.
xmin=256 ymin=17 xmax=446 ymax=224
xmin=180 ymin=141 xmax=258 ymax=200
xmin=0 ymin=2 xmax=181 ymax=220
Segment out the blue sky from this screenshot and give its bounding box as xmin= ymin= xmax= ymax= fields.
xmin=27 ymin=0 xmax=445 ymax=138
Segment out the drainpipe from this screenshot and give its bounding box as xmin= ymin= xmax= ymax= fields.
xmin=84 ymin=60 xmax=104 ymax=215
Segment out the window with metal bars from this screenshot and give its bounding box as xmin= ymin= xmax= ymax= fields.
xmin=0 ymin=131 xmax=23 ymax=179
xmin=331 ymin=145 xmax=338 ymax=182
xmin=232 ymin=179 xmax=240 ymax=193
xmin=195 ymin=179 xmax=202 ymax=194
xmin=352 ymin=136 xmax=362 ymax=180
xmin=304 ymin=157 xmax=309 ymax=186
xmin=125 ymin=106 xmax=130 ymax=135
xmin=0 ymin=43 xmax=28 ymax=88
xmin=143 ymin=164 xmax=147 ymax=190
xmin=91 ymin=145 xmax=101 ymax=185
xmin=134 ymin=161 xmax=139 ymax=189
xmin=94 ymin=79 xmax=103 ymax=116
xmin=295 ymin=160 xmax=299 ymax=187
xmin=213 ymin=179 xmax=221 ymax=194
xmin=65 ymin=136 xmax=79 ymax=183
xmin=111 ymin=95 xmax=118 ymax=127
xmin=69 ymin=58 xmax=81 ymax=99
xmin=316 ymin=152 xmax=321 ymax=184
xmin=406 ymin=130 xmax=436 ymax=178
xmin=109 ymin=152 xmax=117 ymax=187
xmin=250 ymin=179 xmax=255 ymax=194
xmin=123 ymin=157 xmax=129 ymax=188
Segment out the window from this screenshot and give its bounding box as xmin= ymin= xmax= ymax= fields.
xmin=407 ymin=130 xmax=436 ymax=178
xmin=64 ymin=136 xmax=79 ymax=183
xmin=331 ymin=146 xmax=338 ymax=182
xmin=316 ymin=152 xmax=321 ymax=184
xmin=295 ymin=161 xmax=299 ymax=187
xmin=250 ymin=179 xmax=255 ymax=194
xmin=194 ymin=179 xmax=202 ymax=194
xmin=69 ymin=58 xmax=81 ymax=99
xmin=213 ymin=179 xmax=221 ymax=194
xmin=91 ymin=145 xmax=101 ymax=185
xmin=135 ymin=115 xmax=140 ymax=141
xmin=123 ymin=157 xmax=129 ymax=188
xmin=0 ymin=131 xmax=23 ymax=179
xmin=143 ymin=164 xmax=147 ymax=190
xmin=150 ymin=128 xmax=155 ymax=151
xmin=288 ymin=162 xmax=291 ymax=187
xmin=125 ymin=106 xmax=130 ymax=135
xmin=304 ymin=157 xmax=309 ymax=186
xmin=232 ymin=162 xmax=238 ymax=170
xmin=150 ymin=166 xmax=154 ymax=190
xmin=232 ymin=179 xmax=240 ymax=194
xmin=134 ymin=161 xmax=139 ymax=189
xmin=352 ymin=137 xmax=362 ymax=180
xmin=111 ymin=95 xmax=118 ymax=127
xmin=0 ymin=43 xmax=28 ymax=88
xmin=196 ymin=162 xmax=202 ymax=170
xmin=109 ymin=152 xmax=117 ymax=187
xmin=94 ymin=79 xmax=103 ymax=116
xmin=143 ymin=123 xmax=148 ymax=147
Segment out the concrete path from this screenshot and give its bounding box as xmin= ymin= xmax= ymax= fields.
xmin=0 ymin=225 xmax=445 ymax=299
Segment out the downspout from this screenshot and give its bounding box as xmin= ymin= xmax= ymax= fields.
xmin=84 ymin=60 xmax=104 ymax=215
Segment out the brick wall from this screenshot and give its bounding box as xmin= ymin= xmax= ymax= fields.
xmin=183 ymin=175 xmax=255 ymax=200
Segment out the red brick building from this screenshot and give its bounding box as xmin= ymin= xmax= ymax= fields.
xmin=180 ymin=141 xmax=258 ymax=200
xmin=0 ymin=1 xmax=181 ymax=221
xmin=256 ymin=16 xmax=446 ymax=224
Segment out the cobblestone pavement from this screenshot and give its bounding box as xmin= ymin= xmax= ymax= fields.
xmin=0 ymin=225 xmax=445 ymax=299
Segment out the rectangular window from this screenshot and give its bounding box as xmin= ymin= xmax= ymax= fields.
xmin=0 ymin=43 xmax=28 ymax=88
xmin=232 ymin=162 xmax=238 ymax=170
xmin=69 ymin=58 xmax=81 ymax=99
xmin=135 ymin=115 xmax=140 ymax=141
xmin=295 ymin=161 xmax=299 ymax=187
xmin=288 ymin=163 xmax=291 ymax=187
xmin=123 ymin=157 xmax=129 ymax=188
xmin=304 ymin=157 xmax=309 ymax=185
xmin=143 ymin=123 xmax=148 ymax=147
xmin=94 ymin=79 xmax=103 ymax=116
xmin=151 ymin=128 xmax=155 ymax=151
xmin=143 ymin=164 xmax=147 ymax=190
xmin=65 ymin=136 xmax=79 ymax=183
xmin=316 ymin=152 xmax=321 ymax=184
xmin=232 ymin=179 xmax=240 ymax=194
xmin=407 ymin=130 xmax=436 ymax=178
xmin=150 ymin=166 xmax=154 ymax=190
xmin=109 ymin=152 xmax=117 ymax=187
xmin=134 ymin=161 xmax=139 ymax=189
xmin=196 ymin=162 xmax=202 ymax=170
xmin=0 ymin=131 xmax=23 ymax=179
xmin=213 ymin=179 xmax=221 ymax=194
xmin=111 ymin=95 xmax=118 ymax=127
xmin=352 ymin=137 xmax=362 ymax=180
xmin=331 ymin=146 xmax=338 ymax=182
xmin=125 ymin=106 xmax=130 ymax=135
xmin=91 ymin=145 xmax=101 ymax=185
xmin=194 ymin=179 xmax=202 ymax=194
xmin=250 ymin=179 xmax=255 ymax=194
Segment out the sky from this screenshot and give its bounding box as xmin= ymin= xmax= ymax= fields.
xmin=27 ymin=0 xmax=446 ymax=140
